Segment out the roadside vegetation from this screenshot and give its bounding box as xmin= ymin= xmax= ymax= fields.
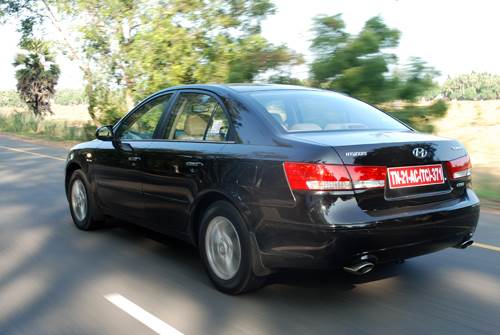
xmin=384 ymin=100 xmax=448 ymax=133
xmin=0 ymin=89 xmax=87 ymax=107
xmin=474 ymin=168 xmax=500 ymax=203
xmin=0 ymin=88 xmax=92 ymax=142
xmin=0 ymin=111 xmax=94 ymax=142
xmin=433 ymin=100 xmax=500 ymax=204
xmin=442 ymin=72 xmax=500 ymax=100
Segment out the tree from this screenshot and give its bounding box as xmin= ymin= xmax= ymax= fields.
xmin=396 ymin=57 xmax=440 ymax=101
xmin=13 ymin=39 xmax=60 ymax=117
xmin=310 ymin=14 xmax=438 ymax=104
xmin=0 ymin=0 xmax=42 ymax=41
xmin=267 ymin=74 xmax=304 ymax=85
xmin=2 ymin=0 xmax=302 ymax=124
xmin=63 ymin=0 xmax=302 ymax=123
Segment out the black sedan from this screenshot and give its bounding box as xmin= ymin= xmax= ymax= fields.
xmin=65 ymin=84 xmax=480 ymax=294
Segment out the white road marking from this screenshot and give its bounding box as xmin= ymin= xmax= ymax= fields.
xmin=104 ymin=293 xmax=184 ymax=335
xmin=472 ymin=242 xmax=500 ymax=252
xmin=0 ymin=145 xmax=65 ymax=161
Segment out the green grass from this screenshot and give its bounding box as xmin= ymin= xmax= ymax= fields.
xmin=0 ymin=111 xmax=95 ymax=142
xmin=472 ymin=168 xmax=500 ymax=203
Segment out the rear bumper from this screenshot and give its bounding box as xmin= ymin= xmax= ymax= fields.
xmin=253 ymin=188 xmax=480 ymax=272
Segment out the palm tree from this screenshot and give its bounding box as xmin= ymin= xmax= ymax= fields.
xmin=13 ymin=40 xmax=61 ymax=117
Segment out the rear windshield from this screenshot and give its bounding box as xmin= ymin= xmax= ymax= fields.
xmin=247 ymin=90 xmax=408 ymax=132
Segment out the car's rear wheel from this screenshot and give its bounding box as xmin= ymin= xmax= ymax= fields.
xmin=68 ymin=170 xmax=103 ymax=230
xmin=199 ymin=201 xmax=265 ymax=294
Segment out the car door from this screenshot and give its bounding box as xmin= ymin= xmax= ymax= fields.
xmin=141 ymin=91 xmax=232 ymax=235
xmin=93 ymin=93 xmax=174 ymax=222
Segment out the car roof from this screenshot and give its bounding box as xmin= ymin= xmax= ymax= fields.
xmin=221 ymin=84 xmax=319 ymax=93
xmin=158 ymin=83 xmax=320 ymax=94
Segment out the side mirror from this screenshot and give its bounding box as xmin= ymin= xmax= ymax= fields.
xmin=96 ymin=125 xmax=114 ymax=141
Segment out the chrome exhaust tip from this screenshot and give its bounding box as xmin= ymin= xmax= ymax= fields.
xmin=343 ymin=261 xmax=375 ymax=275
xmin=454 ymin=240 xmax=474 ymax=249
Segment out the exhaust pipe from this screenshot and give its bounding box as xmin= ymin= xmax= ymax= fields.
xmin=454 ymin=239 xmax=474 ymax=249
xmin=343 ymin=261 xmax=375 ymax=275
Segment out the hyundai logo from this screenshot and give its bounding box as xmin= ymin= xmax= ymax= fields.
xmin=412 ymin=147 xmax=428 ymax=159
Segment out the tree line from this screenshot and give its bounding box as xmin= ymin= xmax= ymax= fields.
xmin=442 ymin=72 xmax=500 ymax=100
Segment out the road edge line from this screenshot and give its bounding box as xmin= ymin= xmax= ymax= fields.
xmin=0 ymin=145 xmax=65 ymax=161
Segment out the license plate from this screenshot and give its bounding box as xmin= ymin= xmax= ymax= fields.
xmin=387 ymin=164 xmax=445 ymax=189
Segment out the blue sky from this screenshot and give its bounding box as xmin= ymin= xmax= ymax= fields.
xmin=1 ymin=0 xmax=499 ymax=89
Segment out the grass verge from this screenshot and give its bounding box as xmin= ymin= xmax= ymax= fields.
xmin=0 ymin=111 xmax=96 ymax=142
xmin=473 ymin=167 xmax=500 ymax=206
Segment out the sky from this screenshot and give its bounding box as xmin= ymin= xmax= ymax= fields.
xmin=1 ymin=0 xmax=499 ymax=90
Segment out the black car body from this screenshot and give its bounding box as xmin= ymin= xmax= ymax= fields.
xmin=65 ymin=84 xmax=480 ymax=293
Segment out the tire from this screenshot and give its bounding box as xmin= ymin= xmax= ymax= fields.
xmin=68 ymin=170 xmax=103 ymax=230
xmin=199 ymin=201 xmax=265 ymax=294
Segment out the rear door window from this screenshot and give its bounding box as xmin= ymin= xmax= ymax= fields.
xmin=163 ymin=92 xmax=229 ymax=141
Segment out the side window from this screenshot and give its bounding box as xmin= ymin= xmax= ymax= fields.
xmin=165 ymin=93 xmax=229 ymax=141
xmin=118 ymin=94 xmax=172 ymax=140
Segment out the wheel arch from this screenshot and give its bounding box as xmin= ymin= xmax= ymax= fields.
xmin=65 ymin=161 xmax=82 ymax=198
xmin=189 ymin=190 xmax=247 ymax=246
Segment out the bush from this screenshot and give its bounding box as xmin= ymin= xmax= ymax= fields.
xmin=386 ymin=99 xmax=448 ymax=133
xmin=442 ymin=72 xmax=500 ymax=100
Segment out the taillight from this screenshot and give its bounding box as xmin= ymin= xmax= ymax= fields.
xmin=283 ymin=162 xmax=352 ymax=190
xmin=446 ymin=155 xmax=472 ymax=179
xmin=283 ymin=162 xmax=386 ymax=191
xmin=345 ymin=165 xmax=386 ymax=189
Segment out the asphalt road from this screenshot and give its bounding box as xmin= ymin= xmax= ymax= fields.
xmin=0 ymin=134 xmax=499 ymax=335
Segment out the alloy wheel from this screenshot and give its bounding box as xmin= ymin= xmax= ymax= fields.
xmin=71 ymin=179 xmax=88 ymax=221
xmin=205 ymin=216 xmax=242 ymax=280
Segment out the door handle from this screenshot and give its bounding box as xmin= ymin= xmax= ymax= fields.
xmin=128 ymin=156 xmax=142 ymax=162
xmin=186 ymin=161 xmax=204 ymax=167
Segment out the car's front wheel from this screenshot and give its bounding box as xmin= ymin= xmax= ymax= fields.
xmin=199 ymin=201 xmax=265 ymax=294
xmin=68 ymin=170 xmax=103 ymax=230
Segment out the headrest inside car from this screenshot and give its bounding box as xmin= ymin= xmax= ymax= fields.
xmin=184 ymin=114 xmax=209 ymax=136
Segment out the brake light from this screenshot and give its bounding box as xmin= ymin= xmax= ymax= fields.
xmin=283 ymin=162 xmax=352 ymax=190
xmin=283 ymin=162 xmax=386 ymax=191
xmin=446 ymin=155 xmax=472 ymax=179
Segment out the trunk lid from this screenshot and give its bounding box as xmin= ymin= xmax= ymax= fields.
xmin=288 ymin=130 xmax=469 ymax=209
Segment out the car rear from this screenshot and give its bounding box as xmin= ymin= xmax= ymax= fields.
xmin=245 ymin=88 xmax=480 ymax=272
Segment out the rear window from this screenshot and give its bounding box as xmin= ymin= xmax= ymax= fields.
xmin=247 ymin=90 xmax=408 ymax=132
